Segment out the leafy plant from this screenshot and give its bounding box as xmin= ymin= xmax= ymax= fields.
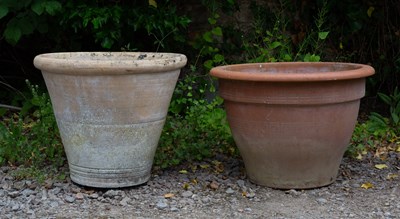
xmin=0 ymin=0 xmax=62 ymax=45
xmin=0 ymin=81 xmax=65 ymax=167
xmin=243 ymin=0 xmax=330 ymax=62
xmin=155 ymin=73 xmax=235 ymax=168
xmin=348 ymin=88 xmax=400 ymax=158
xmin=376 ymin=87 xmax=400 ymax=127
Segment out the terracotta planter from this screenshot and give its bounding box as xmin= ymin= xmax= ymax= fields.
xmin=210 ymin=62 xmax=374 ymax=189
xmin=34 ymin=52 xmax=187 ymax=188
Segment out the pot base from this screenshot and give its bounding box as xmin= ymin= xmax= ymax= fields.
xmin=69 ymin=163 xmax=151 ymax=188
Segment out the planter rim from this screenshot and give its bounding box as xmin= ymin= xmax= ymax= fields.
xmin=210 ymin=62 xmax=375 ymax=82
xmin=34 ymin=52 xmax=187 ymax=75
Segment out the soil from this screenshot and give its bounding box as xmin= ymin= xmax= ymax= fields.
xmin=1 ymin=151 xmax=399 ymax=219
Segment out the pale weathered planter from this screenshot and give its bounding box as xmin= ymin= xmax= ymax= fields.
xmin=34 ymin=52 xmax=187 ymax=188
xmin=210 ymin=62 xmax=374 ymax=189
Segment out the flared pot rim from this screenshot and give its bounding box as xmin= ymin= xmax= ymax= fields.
xmin=210 ymin=62 xmax=375 ymax=82
xmin=34 ymin=52 xmax=187 ymax=75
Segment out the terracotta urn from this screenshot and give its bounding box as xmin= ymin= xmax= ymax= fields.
xmin=210 ymin=62 xmax=374 ymax=189
xmin=34 ymin=52 xmax=187 ymax=188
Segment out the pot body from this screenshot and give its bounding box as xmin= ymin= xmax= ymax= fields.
xmin=211 ymin=62 xmax=374 ymax=189
xmin=34 ymin=52 xmax=187 ymax=188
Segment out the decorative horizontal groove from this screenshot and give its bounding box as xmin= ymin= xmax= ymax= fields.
xmin=58 ymin=117 xmax=166 ymax=126
xmin=69 ymin=163 xmax=151 ymax=176
xmin=221 ymin=93 xmax=361 ymax=104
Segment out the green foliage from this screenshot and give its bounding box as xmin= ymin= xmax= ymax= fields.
xmin=0 ymin=81 xmax=64 ymax=167
xmin=189 ymin=0 xmax=238 ymax=71
xmin=243 ymin=0 xmax=330 ymax=62
xmin=155 ymin=73 xmax=235 ymax=168
xmin=0 ymin=0 xmax=62 ymax=45
xmin=0 ymin=0 xmax=190 ymax=51
xmin=348 ymin=88 xmax=400 ymax=157
xmin=376 ymin=87 xmax=400 ymax=127
xmin=329 ymin=0 xmax=400 ymax=94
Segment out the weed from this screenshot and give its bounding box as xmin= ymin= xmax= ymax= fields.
xmin=348 ymin=88 xmax=400 ymax=158
xmin=155 ymin=73 xmax=235 ymax=168
xmin=0 ymin=81 xmax=65 ymax=168
xmin=243 ymin=0 xmax=330 ymax=62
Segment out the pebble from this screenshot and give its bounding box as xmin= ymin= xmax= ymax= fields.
xmin=89 ymin=193 xmax=99 ymax=199
xmin=11 ymin=203 xmax=19 ymax=211
xmin=64 ymin=195 xmax=75 ymax=203
xmin=21 ymin=189 xmax=35 ymax=197
xmin=120 ymin=197 xmax=131 ymax=206
xmin=13 ymin=181 xmax=26 ymax=190
xmin=285 ymin=189 xmax=300 ymax=196
xmin=50 ymin=201 xmax=59 ymax=208
xmin=8 ymin=191 xmax=20 ymax=198
xmin=182 ymin=191 xmax=193 ymax=198
xmin=156 ymin=201 xmax=168 ymax=210
xmin=0 ymin=156 xmax=399 ymax=218
xmin=236 ymin=180 xmax=245 ymax=188
xmin=226 ymin=188 xmax=235 ymax=194
xmin=75 ymin=192 xmax=84 ymax=200
xmin=316 ymin=198 xmax=328 ymax=204
xmin=104 ymin=190 xmax=119 ymax=198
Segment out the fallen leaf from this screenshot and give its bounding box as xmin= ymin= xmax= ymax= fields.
xmin=356 ymin=153 xmax=363 ymax=160
xmin=200 ymin=164 xmax=210 ymax=169
xmin=179 ymin=170 xmax=188 ymax=174
xmin=191 ymin=178 xmax=198 ymax=185
xmin=386 ymin=173 xmax=398 ymax=180
xmin=164 ymin=193 xmax=175 ymax=198
xmin=375 ymin=164 xmax=388 ymax=170
xmin=396 ymin=146 xmax=400 ymax=152
xmin=361 ymin=182 xmax=373 ymax=189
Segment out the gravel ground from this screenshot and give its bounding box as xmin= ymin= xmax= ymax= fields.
xmin=1 ymin=152 xmax=399 ymax=219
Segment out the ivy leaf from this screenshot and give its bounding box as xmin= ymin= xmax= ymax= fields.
xmin=213 ymin=54 xmax=224 ymax=63
xmin=31 ymin=1 xmax=44 ymax=15
xmin=203 ymin=60 xmax=214 ymax=70
xmin=4 ymin=24 xmax=21 ymax=45
xmin=44 ymin=1 xmax=62 ymax=16
xmin=211 ymin=27 xmax=222 ymax=36
xmin=101 ymin=37 xmax=113 ymax=49
xmin=0 ymin=6 xmax=9 ymax=19
xmin=202 ymin=31 xmax=213 ymax=43
xmin=208 ymin=17 xmax=217 ymax=25
xmin=270 ymin=41 xmax=282 ymax=49
xmin=18 ymin=16 xmax=35 ymax=35
xmin=318 ymin=31 xmax=329 ymax=40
